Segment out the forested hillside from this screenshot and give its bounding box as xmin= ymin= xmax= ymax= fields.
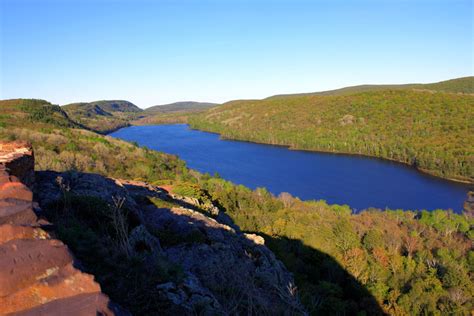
xmin=268 ymin=76 xmax=474 ymax=98
xmin=133 ymin=101 xmax=218 ymax=125
xmin=1 ymin=98 xmax=473 ymax=315
xmin=144 ymin=101 xmax=217 ymax=114
xmin=190 ymin=87 xmax=474 ymax=183
xmin=193 ymin=179 xmax=474 ymax=315
xmin=63 ymin=100 xmax=143 ymax=134
xmin=1 ymin=99 xmax=185 ymax=180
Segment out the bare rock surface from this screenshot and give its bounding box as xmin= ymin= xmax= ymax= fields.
xmin=0 ymin=141 xmax=124 ymax=316
xmin=0 ymin=141 xmax=35 ymax=187
xmin=35 ymin=169 xmax=306 ymax=314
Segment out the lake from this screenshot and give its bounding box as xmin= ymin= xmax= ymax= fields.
xmin=111 ymin=124 xmax=470 ymax=212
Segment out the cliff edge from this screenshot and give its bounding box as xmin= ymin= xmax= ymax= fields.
xmin=0 ymin=141 xmax=305 ymax=315
xmin=0 ymin=141 xmax=124 ymax=315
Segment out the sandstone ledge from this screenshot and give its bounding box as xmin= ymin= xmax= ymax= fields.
xmin=0 ymin=141 xmax=123 ymax=316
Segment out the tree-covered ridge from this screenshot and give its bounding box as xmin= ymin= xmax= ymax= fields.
xmin=132 ymin=101 xmax=219 ymax=126
xmin=419 ymin=76 xmax=474 ymax=94
xmin=1 ymin=98 xmax=473 ymax=314
xmin=0 ymin=99 xmax=80 ymax=129
xmin=268 ymin=76 xmax=474 ymax=99
xmin=63 ymin=100 xmax=143 ymax=134
xmin=190 ymin=89 xmax=474 ymax=182
xmin=132 ymin=111 xmax=200 ymax=125
xmin=0 ymin=99 xmax=187 ymax=181
xmin=144 ymin=101 xmax=217 ymax=114
xmin=63 ymin=100 xmax=142 ymax=113
xmin=164 ymin=179 xmax=474 ymax=315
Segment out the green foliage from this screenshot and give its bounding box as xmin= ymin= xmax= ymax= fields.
xmin=62 ymin=100 xmax=142 ymax=133
xmin=268 ymin=76 xmax=474 ymax=98
xmin=0 ymin=99 xmax=189 ymax=182
xmin=148 ymin=196 xmax=180 ymax=209
xmin=194 ymin=176 xmax=474 ymax=315
xmin=3 ymin=97 xmax=473 ymax=315
xmin=143 ymin=101 xmax=217 ymax=114
xmin=190 ymin=89 xmax=474 ymax=182
xmin=362 ymin=229 xmax=384 ymax=251
xmin=133 ymin=102 xmax=218 ymax=125
xmin=172 ymin=182 xmax=203 ymax=198
xmin=420 ymin=76 xmax=474 ymax=94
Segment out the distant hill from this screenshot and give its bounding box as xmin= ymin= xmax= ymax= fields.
xmin=267 ymin=76 xmax=474 ymax=99
xmin=63 ymin=100 xmax=142 ymax=134
xmin=64 ymin=100 xmax=142 ymax=114
xmin=190 ymin=77 xmax=474 ymax=183
xmin=2 ymin=98 xmax=474 ymax=315
xmin=144 ymin=101 xmax=217 ymax=114
xmin=419 ymin=76 xmax=474 ymax=94
xmin=132 ymin=101 xmax=218 ymax=125
xmin=0 ymin=99 xmax=82 ymax=129
xmin=61 ymin=100 xmax=219 ymax=131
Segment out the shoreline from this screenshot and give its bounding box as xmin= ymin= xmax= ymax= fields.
xmin=108 ymin=122 xmax=473 ymax=186
xmin=107 ymin=123 xmax=471 ymax=212
xmin=186 ymin=125 xmax=473 ymax=186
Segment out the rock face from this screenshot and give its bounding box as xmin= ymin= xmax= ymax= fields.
xmin=0 ymin=141 xmax=124 ymax=315
xmin=35 ymin=171 xmax=307 ymax=314
xmin=0 ymin=142 xmax=36 ymax=226
xmin=0 ymin=141 xmax=35 ymax=187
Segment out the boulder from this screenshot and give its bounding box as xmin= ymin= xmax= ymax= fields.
xmin=244 ymin=233 xmax=265 ymax=245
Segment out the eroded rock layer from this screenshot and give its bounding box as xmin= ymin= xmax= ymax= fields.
xmin=36 ymin=171 xmax=306 ymax=314
xmin=0 ymin=141 xmax=122 ymax=316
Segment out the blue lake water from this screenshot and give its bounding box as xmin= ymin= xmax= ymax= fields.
xmin=111 ymin=124 xmax=470 ymax=212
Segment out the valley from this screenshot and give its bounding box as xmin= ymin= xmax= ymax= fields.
xmin=0 ymin=97 xmax=472 ymax=314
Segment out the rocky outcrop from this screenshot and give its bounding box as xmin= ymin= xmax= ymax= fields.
xmin=0 ymin=142 xmax=36 ymax=226
xmin=0 ymin=141 xmax=124 ymax=315
xmin=154 ymin=206 xmax=302 ymax=314
xmin=0 ymin=141 xmax=35 ymax=187
xmin=35 ymin=171 xmax=306 ymax=314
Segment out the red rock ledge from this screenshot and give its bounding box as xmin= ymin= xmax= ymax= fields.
xmin=0 ymin=141 xmax=123 ymax=316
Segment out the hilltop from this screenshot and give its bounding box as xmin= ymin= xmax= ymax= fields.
xmin=62 ymin=100 xmax=219 ymax=132
xmin=0 ymin=99 xmax=82 ymax=129
xmin=190 ymin=77 xmax=474 ymax=183
xmin=134 ymin=101 xmax=218 ymax=125
xmin=64 ymin=100 xmax=142 ymax=113
xmin=144 ymin=101 xmax=217 ymax=114
xmin=63 ymin=100 xmax=143 ymax=134
xmin=268 ymin=76 xmax=474 ymax=99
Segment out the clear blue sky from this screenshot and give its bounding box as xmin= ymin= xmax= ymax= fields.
xmin=1 ymin=0 xmax=472 ymax=108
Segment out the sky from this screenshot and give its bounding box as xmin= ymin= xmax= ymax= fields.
xmin=0 ymin=0 xmax=472 ymax=108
